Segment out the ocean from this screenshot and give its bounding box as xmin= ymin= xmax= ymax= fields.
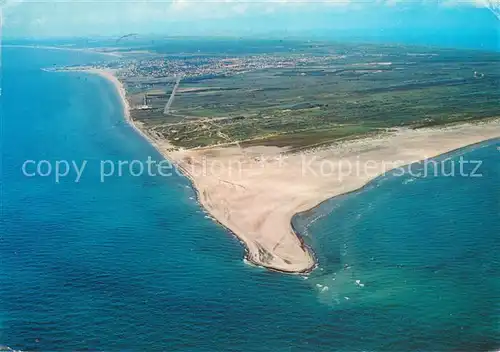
xmin=0 ymin=47 xmax=498 ymax=351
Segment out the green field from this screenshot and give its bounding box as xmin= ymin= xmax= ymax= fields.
xmin=119 ymin=41 xmax=499 ymax=149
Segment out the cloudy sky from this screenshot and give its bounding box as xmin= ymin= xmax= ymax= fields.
xmin=2 ymin=0 xmax=499 ymax=45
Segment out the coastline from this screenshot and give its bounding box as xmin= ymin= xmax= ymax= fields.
xmin=291 ymin=136 xmax=500 ymax=236
xmin=77 ymin=68 xmax=500 ymax=274
xmin=89 ymin=68 xmax=313 ymax=272
xmin=82 ymin=69 xmax=155 ymax=146
xmin=3 ymin=44 xmax=122 ymax=57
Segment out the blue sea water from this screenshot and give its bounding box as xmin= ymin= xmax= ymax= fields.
xmin=0 ymin=48 xmax=499 ymax=351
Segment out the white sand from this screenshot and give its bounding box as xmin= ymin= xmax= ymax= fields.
xmin=4 ymin=45 xmax=122 ymax=57
xmin=85 ymin=69 xmax=500 ymax=273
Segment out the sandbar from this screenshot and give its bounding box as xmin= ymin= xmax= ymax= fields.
xmin=81 ymin=68 xmax=500 ymax=273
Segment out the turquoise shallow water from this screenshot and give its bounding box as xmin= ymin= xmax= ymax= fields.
xmin=294 ymin=140 xmax=500 ymax=350
xmin=1 ymin=48 xmax=499 ymax=351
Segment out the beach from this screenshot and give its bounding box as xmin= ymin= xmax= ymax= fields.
xmin=87 ymin=68 xmax=500 ymax=273
xmin=3 ymin=45 xmax=123 ymax=57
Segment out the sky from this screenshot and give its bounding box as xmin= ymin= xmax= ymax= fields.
xmin=1 ymin=0 xmax=499 ymax=49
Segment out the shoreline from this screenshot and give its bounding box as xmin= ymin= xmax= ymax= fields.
xmin=72 ymin=68 xmax=500 ymax=274
xmin=80 ymin=68 xmax=316 ymax=273
xmin=291 ymin=136 xmax=500 ymax=234
xmin=84 ymin=69 xmax=311 ymax=273
xmin=4 ymin=44 xmax=122 ymax=57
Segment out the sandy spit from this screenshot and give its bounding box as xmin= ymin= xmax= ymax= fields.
xmin=78 ymin=69 xmax=500 ymax=274
xmin=5 ymin=45 xmax=122 ymax=57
